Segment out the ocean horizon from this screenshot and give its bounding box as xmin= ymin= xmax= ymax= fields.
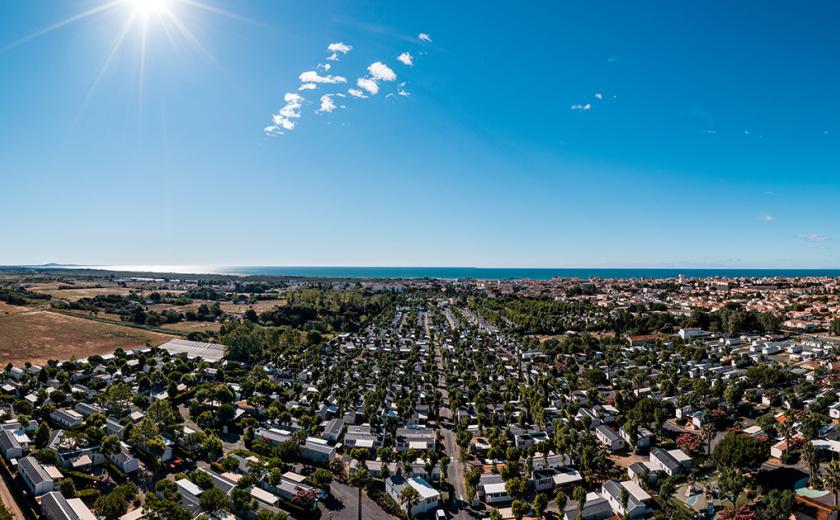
xmin=23 ymin=264 xmax=840 ymax=281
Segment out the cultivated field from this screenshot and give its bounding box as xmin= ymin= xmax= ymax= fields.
xmin=0 ymin=310 xmax=174 ymax=365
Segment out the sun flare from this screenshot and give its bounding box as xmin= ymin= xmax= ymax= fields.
xmin=0 ymin=0 xmax=251 ymax=115
xmin=126 ymin=0 xmax=173 ymax=19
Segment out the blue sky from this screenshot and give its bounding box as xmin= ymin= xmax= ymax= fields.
xmin=2 ymin=0 xmax=839 ymax=267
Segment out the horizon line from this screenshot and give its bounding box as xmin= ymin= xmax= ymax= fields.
xmin=5 ymin=263 xmax=840 ymax=271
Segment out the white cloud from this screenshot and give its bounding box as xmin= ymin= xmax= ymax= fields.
xmin=266 ymin=92 xmax=304 ymax=134
xmin=298 ymin=83 xmax=317 ymax=91
xmin=570 ymin=103 xmax=591 ymax=111
xmin=418 ymin=33 xmax=432 ymax=42
xmin=325 ymin=42 xmax=352 ymax=61
xmin=368 ymin=61 xmax=396 ymax=81
xmin=397 ymin=52 xmax=413 ymax=66
xmin=318 ymin=94 xmax=337 ymax=113
xmin=398 ymin=82 xmax=410 ymax=97
xmin=758 ymin=213 xmax=776 ymax=222
xmin=299 ymin=70 xmax=347 ymax=84
xmin=594 ymin=92 xmax=603 ymax=100
xmin=327 ymin=42 xmax=352 ymax=54
xmin=347 ymin=88 xmax=368 ymax=99
xmin=357 ymin=77 xmax=379 ymax=95
xmin=798 ymin=234 xmax=828 ymax=243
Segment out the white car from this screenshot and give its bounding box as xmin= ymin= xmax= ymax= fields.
xmin=436 ymin=510 xmax=447 ymax=520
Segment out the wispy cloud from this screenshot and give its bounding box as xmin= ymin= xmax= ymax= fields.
xmin=397 ymin=82 xmax=410 ymax=97
xmin=299 ymin=70 xmax=347 ymax=84
xmin=758 ymin=213 xmax=776 ymax=222
xmin=594 ymin=92 xmax=603 ymax=100
xmin=397 ymin=52 xmax=413 ymax=66
xmin=570 ymin=103 xmax=591 ymax=111
xmin=347 ymin=88 xmax=368 ymax=99
xmin=265 ymin=92 xmax=304 ymax=135
xmin=798 ymin=234 xmax=828 ymax=243
xmin=298 ymin=83 xmax=317 ymax=91
xmin=418 ymin=33 xmax=432 ymax=42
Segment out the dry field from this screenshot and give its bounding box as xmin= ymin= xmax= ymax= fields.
xmin=0 ymin=301 xmax=29 ymax=316
xmin=32 ymin=285 xmax=140 ymax=301
xmin=155 ymin=298 xmax=285 ymax=316
xmin=0 ymin=310 xmax=174 ymax=365
xmin=219 ymin=298 xmax=286 ymax=314
xmin=160 ymin=321 xmax=222 ymax=333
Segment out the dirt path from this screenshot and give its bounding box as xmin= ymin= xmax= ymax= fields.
xmin=0 ymin=472 xmax=26 ymax=520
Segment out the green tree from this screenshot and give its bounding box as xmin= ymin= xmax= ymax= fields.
xmin=199 ymin=487 xmax=229 ymax=515
xmin=94 ymin=492 xmax=129 ymax=520
xmin=556 ymin=490 xmax=568 ymax=515
xmin=399 ymin=486 xmax=420 ymax=518
xmin=659 ymin=477 xmax=676 ymax=514
xmin=718 ymin=467 xmax=748 ymax=505
xmin=822 ymin=461 xmax=840 ymax=506
xmin=0 ymin=502 xmax=13 ymax=520
xmin=230 ymin=488 xmax=256 ymax=514
xmin=511 ymin=499 xmax=528 ymax=520
xmin=573 ymin=486 xmax=587 ymax=518
xmin=505 ymin=477 xmax=527 ymax=499
xmin=801 ymin=440 xmax=820 ymax=484
xmin=533 ymin=493 xmax=548 ymax=519
xmin=34 ymin=422 xmax=50 ymax=449
xmin=712 ymin=433 xmax=769 ymax=471
xmin=101 ymin=434 xmax=121 ymax=456
xmin=60 ymin=479 xmax=76 ymax=498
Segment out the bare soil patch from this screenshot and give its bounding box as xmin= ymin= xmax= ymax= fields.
xmin=0 ymin=310 xmax=174 ymax=365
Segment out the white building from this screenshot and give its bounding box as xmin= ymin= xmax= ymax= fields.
xmin=386 ymin=475 xmax=440 ymax=516
xmin=595 ymin=425 xmax=625 ymax=451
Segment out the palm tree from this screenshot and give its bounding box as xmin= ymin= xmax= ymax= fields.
xmin=801 ymin=440 xmax=819 ymax=485
xmin=399 ymin=485 xmax=420 ymax=518
xmin=555 ymin=490 xmax=568 ymax=517
xmin=778 ymin=416 xmax=794 ymax=456
xmin=701 ymin=421 xmax=716 ymax=455
xmin=348 ymin=466 xmax=371 ymax=520
xmin=659 ymin=478 xmax=676 ymax=514
xmin=822 ymin=461 xmax=840 ymax=506
xmin=573 ymin=486 xmax=587 ymax=519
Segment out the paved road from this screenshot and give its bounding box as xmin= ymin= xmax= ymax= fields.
xmin=325 ymin=481 xmax=393 ymax=520
xmin=432 ymin=313 xmax=470 ymax=520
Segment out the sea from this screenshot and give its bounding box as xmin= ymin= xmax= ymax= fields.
xmin=44 ymin=265 xmax=840 ymax=281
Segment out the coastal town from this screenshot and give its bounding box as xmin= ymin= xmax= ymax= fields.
xmin=2 ymin=269 xmax=840 ymax=520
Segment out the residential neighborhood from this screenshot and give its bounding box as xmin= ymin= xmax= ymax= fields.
xmin=2 ymin=271 xmax=840 ymax=520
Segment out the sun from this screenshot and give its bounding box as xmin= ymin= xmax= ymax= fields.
xmin=126 ymin=0 xmax=173 ymax=19
xmin=0 ymin=0 xmax=258 ymax=118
